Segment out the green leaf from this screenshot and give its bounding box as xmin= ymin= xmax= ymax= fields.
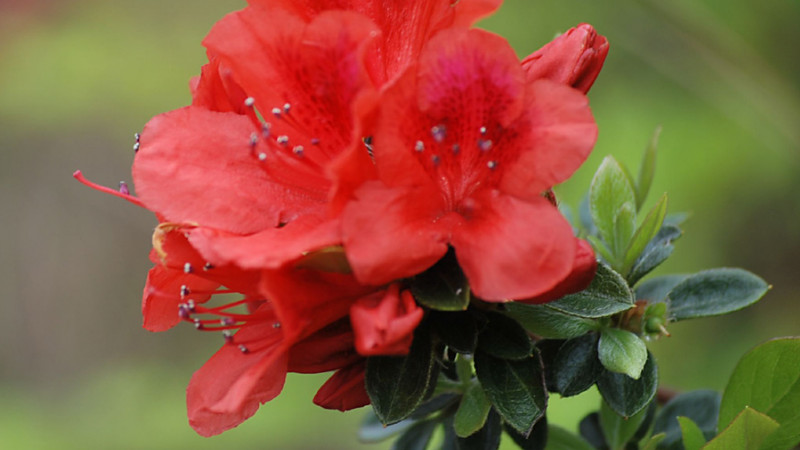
xmin=504 ymin=303 xmax=597 ymax=339
xmin=652 ymin=389 xmax=720 ymax=450
xmin=456 ymin=409 xmax=502 ymax=450
xmin=598 ymin=328 xmax=648 ymax=379
xmin=547 ymin=262 xmax=634 ymax=318
xmin=613 ymin=202 xmax=637 ymax=263
xmin=474 ymin=350 xmax=547 ymax=435
xmin=677 ymin=417 xmax=706 ymax=450
xmin=641 ymin=433 xmax=667 ymax=450
xmin=366 ymin=326 xmax=438 ymax=425
xmin=719 ymin=337 xmax=800 ymax=450
xmin=551 ymin=333 xmax=603 ymax=397
xmin=600 ymin=398 xmax=650 ymax=450
xmin=590 ymin=156 xmax=637 ymax=255
xmin=705 ymin=407 xmax=779 ymax=450
xmin=429 ymin=310 xmax=478 ymax=354
xmin=635 ymin=126 xmax=661 ymax=210
xmin=546 ymin=425 xmax=595 ymax=450
xmin=477 ymin=312 xmax=532 ymax=360
xmin=627 ymin=224 xmax=682 ymax=285
xmin=392 ymin=419 xmax=439 ymax=450
xmin=635 ymin=274 xmax=688 ymax=302
xmin=454 ymin=382 xmax=492 ymax=438
xmin=623 ymin=193 xmax=668 ymax=275
xmin=410 ymin=249 xmax=470 ymax=311
xmin=357 ymin=409 xmax=413 ymax=443
xmin=597 ymin=351 xmax=658 ymax=417
xmin=666 ymin=268 xmax=770 ymax=321
xmin=505 ymin=415 xmax=548 ymax=450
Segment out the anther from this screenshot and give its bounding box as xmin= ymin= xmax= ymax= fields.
xmin=193 ymin=318 xmax=204 ymax=330
xmin=487 ymin=160 xmax=498 ymax=170
xmin=178 ymin=304 xmax=191 ymax=319
xmin=220 ymin=317 xmax=235 ymax=326
xmin=183 ymin=262 xmax=193 ymax=274
xmin=134 ymin=132 xmax=141 ymax=143
xmin=431 ymin=125 xmax=446 ymax=143
xmin=203 ymin=262 xmax=214 ymax=271
xmin=132 ymin=142 xmax=140 ymax=152
xmin=186 ymin=300 xmax=196 ymax=312
xmin=249 ymin=132 xmax=259 ymax=147
xmin=239 ymin=344 xmax=249 ymax=354
xmin=452 ymin=144 xmax=460 ymax=154
xmin=283 ymin=103 xmax=291 ymax=114
xmin=415 ymin=140 xmax=425 ymax=152
xmin=272 ymin=322 xmax=281 ymax=329
xmin=478 ymin=139 xmax=493 ymax=152
xmin=118 ymin=181 xmax=129 ymax=195
xmin=180 ymin=285 xmax=190 ymax=299
xmin=292 ymin=145 xmax=305 ymax=157
xmin=271 ymin=107 xmax=282 ymax=118
xmin=222 ymin=330 xmax=234 ymax=344
xmin=276 ymin=135 xmax=289 ymax=146
xmin=258 ymin=152 xmax=267 ymax=161
xmin=261 ymin=122 xmax=272 ymax=138
xmin=479 ymin=126 xmax=487 ymax=135
xmin=244 ymin=97 xmax=256 ymax=108
xmin=431 ymin=155 xmax=441 ymax=166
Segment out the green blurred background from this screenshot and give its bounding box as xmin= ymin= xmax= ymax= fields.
xmin=0 ymin=0 xmax=798 ymax=448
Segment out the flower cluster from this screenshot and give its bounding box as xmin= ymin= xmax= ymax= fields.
xmin=78 ymin=0 xmax=608 ymax=437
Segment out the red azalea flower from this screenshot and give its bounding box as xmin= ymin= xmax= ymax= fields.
xmin=341 ymin=28 xmax=598 ymax=301
xmin=522 ymin=23 xmax=610 ymax=94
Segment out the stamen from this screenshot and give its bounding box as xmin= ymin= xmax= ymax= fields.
xmin=487 ymin=160 xmax=498 ymax=170
xmin=276 ymin=135 xmax=290 ymax=146
xmin=178 ymin=303 xmax=191 ymax=319
xmin=222 ymin=330 xmax=234 ymax=344
xmin=415 ymin=140 xmax=425 ymax=152
xmin=186 ymin=300 xmax=196 ymax=312
xmin=479 ymin=126 xmax=487 ymax=135
xmin=133 ymin=142 xmax=140 ymax=152
xmin=478 ymin=139 xmax=493 ymax=152
xmin=283 ymin=103 xmax=291 ymax=114
xmin=272 ymin=322 xmax=281 ymax=328
xmin=292 ymin=145 xmax=305 ymax=157
xmin=239 ymin=344 xmax=249 ymax=354
xmin=250 ymin=132 xmax=259 ymax=147
xmin=203 ymin=262 xmax=214 ymax=271
xmin=261 ymin=122 xmax=272 ymax=138
xmin=258 ymin=152 xmax=267 ymax=161
xmin=183 ymin=262 xmax=193 ymax=274
xmin=431 ymin=125 xmax=446 ymax=143
xmin=271 ymin=107 xmax=282 ymax=118
xmin=72 ymin=170 xmax=146 ymax=208
xmin=134 ymin=132 xmax=140 ymax=143
xmin=194 ymin=318 xmax=204 ymax=330
xmin=118 ymin=181 xmax=129 ymax=195
xmin=244 ymin=97 xmax=256 ymax=108
xmin=180 ymin=285 xmax=189 ymax=299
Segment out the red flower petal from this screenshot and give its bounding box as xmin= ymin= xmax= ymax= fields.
xmin=522 ymin=23 xmax=609 ymax=94
xmin=350 ymin=284 xmax=424 ymax=356
xmin=342 ymin=181 xmax=452 ymax=285
xmin=185 ymin=214 xmax=340 ymax=270
xmin=521 ymin=239 xmax=597 ymax=304
xmin=133 ymin=107 xmax=311 ymax=234
xmin=187 ymin=319 xmax=289 ymax=436
xmin=287 ymin=319 xmax=361 ymax=373
xmin=498 ymin=79 xmax=597 ymax=200
xmin=450 ymin=192 xmax=577 ymax=301
xmin=313 ymin=361 xmax=370 ymax=412
xmin=190 ymin=56 xmax=250 ymax=114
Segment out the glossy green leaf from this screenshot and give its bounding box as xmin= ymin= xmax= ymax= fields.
xmin=474 ymin=350 xmax=547 ymax=435
xmin=652 ymin=389 xmax=720 ymax=450
xmin=590 ymin=156 xmax=637 ymax=254
xmin=456 ymin=409 xmax=502 ymax=450
xmin=357 ymin=409 xmax=412 ymax=443
xmin=547 ymin=262 xmax=634 ymax=318
xmin=641 ymin=433 xmax=667 ymax=450
xmin=392 ymin=419 xmax=439 ymax=450
xmin=504 ymin=303 xmax=596 ymax=339
xmin=719 ymin=337 xmax=800 ymax=450
xmin=546 ymin=425 xmax=595 ymax=450
xmin=677 ymin=417 xmax=706 ymax=450
xmin=627 ymin=224 xmax=682 ymax=285
xmin=705 ymin=407 xmax=779 ymax=450
xmin=600 ymin=397 xmax=650 ymax=450
xmin=666 ymin=268 xmax=770 ymax=321
xmin=505 ymin=416 xmax=548 ymax=450
xmin=597 ymin=351 xmax=658 ymax=417
xmin=477 ymin=312 xmax=532 ymax=360
xmin=366 ymin=326 xmax=437 ymax=425
xmin=454 ymin=382 xmax=492 ymax=438
xmin=623 ymin=193 xmax=668 ymax=275
xmin=635 ymin=126 xmax=661 ymax=210
xmin=598 ymin=328 xmax=648 ymax=379
xmin=410 ymin=249 xmax=470 ymax=311
xmin=613 ymin=202 xmax=637 ymax=263
xmin=635 ymin=274 xmax=687 ymax=302
xmin=551 ymin=333 xmax=603 ymax=397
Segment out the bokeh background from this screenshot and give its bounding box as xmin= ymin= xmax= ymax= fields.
xmin=1 ymin=0 xmax=798 ymax=448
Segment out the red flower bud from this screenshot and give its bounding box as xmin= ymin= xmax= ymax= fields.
xmin=350 ymin=284 xmax=424 ymax=356
xmin=522 ymin=23 xmax=609 ymax=94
